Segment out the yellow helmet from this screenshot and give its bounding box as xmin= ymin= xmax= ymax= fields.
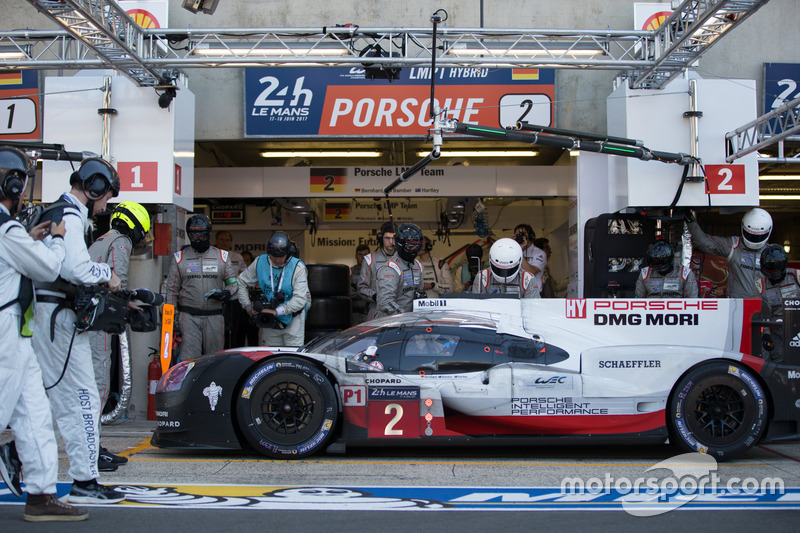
xmin=111 ymin=201 xmax=150 ymax=246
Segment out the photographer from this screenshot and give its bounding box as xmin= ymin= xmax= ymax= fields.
xmin=88 ymin=201 xmax=150 ymax=471
xmin=0 ymin=146 xmax=89 ymax=521
xmin=459 ymin=243 xmax=486 ymax=293
xmin=513 ymin=223 xmax=546 ymax=295
xmin=32 ymin=157 xmax=124 ymax=505
xmin=237 ymin=231 xmax=309 ymax=347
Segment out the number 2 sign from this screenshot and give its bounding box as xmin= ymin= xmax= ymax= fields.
xmin=704 ymin=164 xmax=746 ymax=195
xmin=117 ymin=161 xmax=158 ymax=192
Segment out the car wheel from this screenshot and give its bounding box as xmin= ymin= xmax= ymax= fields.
xmin=236 ymin=357 xmax=338 ymax=459
xmin=668 ymin=361 xmax=767 ymax=460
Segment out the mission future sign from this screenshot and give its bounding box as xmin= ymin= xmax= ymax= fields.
xmin=244 ymin=66 xmax=554 ymax=137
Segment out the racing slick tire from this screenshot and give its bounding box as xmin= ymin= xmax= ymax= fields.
xmin=306 ymin=296 xmax=352 ymax=330
xmin=236 ymin=357 xmax=338 ymax=459
xmin=307 ymin=264 xmax=350 ymax=297
xmin=668 ymin=361 xmax=768 ymax=460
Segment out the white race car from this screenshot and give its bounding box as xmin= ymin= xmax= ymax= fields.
xmin=152 ymin=296 xmax=800 ymax=461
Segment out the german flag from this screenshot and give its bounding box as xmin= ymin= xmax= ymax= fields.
xmin=310 ymin=168 xmax=347 ymax=193
xmin=511 ymin=68 xmax=539 ymax=80
xmin=324 ymin=202 xmax=351 ymax=221
xmin=0 ymin=70 xmax=24 ymax=86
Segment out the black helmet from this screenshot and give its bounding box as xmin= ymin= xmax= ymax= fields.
xmin=70 ymin=157 xmax=120 ymax=199
xmin=647 ymin=239 xmax=674 ymax=276
xmin=267 ymin=231 xmax=290 ymax=258
xmin=186 ymin=214 xmax=212 ymax=253
xmin=0 ymin=146 xmax=33 ymax=203
xmin=760 ymin=243 xmax=787 ymax=284
xmin=465 ymin=243 xmax=483 ymax=260
xmin=395 ymin=223 xmax=423 ymax=262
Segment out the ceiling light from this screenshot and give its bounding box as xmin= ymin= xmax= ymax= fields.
xmin=759 ymin=175 xmax=800 ymax=181
xmin=193 ymin=44 xmax=349 ymax=57
xmin=0 ymin=45 xmax=30 ymax=59
xmin=569 ymin=150 xmax=580 ymax=157
xmin=447 ymin=42 xmax=604 ymax=58
xmin=260 ymin=151 xmax=382 ymax=158
xmin=416 ymin=150 xmax=539 ymax=157
xmin=758 ymin=195 xmax=800 ymax=200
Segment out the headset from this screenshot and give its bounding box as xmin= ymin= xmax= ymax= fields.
xmin=376 ymin=221 xmax=395 ymax=242
xmin=70 ymin=158 xmax=120 ymax=200
xmin=0 ymin=146 xmax=32 ymax=202
xmin=424 ymin=236 xmax=433 ymax=252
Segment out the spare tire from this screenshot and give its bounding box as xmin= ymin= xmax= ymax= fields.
xmin=307 ymin=264 xmax=351 ymax=297
xmin=306 ymin=296 xmax=352 ymax=330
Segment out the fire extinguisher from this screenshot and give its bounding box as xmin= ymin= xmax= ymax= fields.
xmin=147 ymin=349 xmax=162 ymax=421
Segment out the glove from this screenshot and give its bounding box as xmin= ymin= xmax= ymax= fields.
xmin=371 ymin=294 xmax=377 ymax=302
xmin=204 ymin=289 xmax=231 ymax=301
xmin=683 ymin=208 xmax=696 ymax=223
xmin=414 ymin=290 xmax=427 ymax=300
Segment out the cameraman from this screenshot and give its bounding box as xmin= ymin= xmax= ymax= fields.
xmin=88 ymin=201 xmax=150 ymax=471
xmin=513 ymin=223 xmax=546 ymax=295
xmin=32 ymin=157 xmax=123 ymax=505
xmin=237 ymin=231 xmax=309 ymax=347
xmin=0 ymin=146 xmax=88 ymax=521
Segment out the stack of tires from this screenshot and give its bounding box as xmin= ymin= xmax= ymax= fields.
xmin=305 ymin=264 xmax=352 ymax=343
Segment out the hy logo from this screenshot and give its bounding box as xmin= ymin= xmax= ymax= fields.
xmin=565 ymin=299 xmax=587 ymax=319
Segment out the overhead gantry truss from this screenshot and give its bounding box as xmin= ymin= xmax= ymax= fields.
xmin=1 ymin=0 xmax=771 ymax=90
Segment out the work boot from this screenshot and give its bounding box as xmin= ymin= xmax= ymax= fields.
xmin=23 ymin=494 xmax=89 ymax=522
xmin=100 ymin=446 xmax=128 ymax=465
xmin=68 ymin=479 xmax=125 ymax=504
xmin=0 ymin=441 xmax=23 ymax=498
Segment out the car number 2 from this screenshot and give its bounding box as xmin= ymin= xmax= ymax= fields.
xmin=384 ymin=403 xmax=403 ymax=435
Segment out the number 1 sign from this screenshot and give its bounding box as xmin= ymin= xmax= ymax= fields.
xmin=118 ymin=161 xmax=159 ymax=192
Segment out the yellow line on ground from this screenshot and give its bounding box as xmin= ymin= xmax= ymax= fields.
xmin=118 ymin=438 xmax=155 ymax=458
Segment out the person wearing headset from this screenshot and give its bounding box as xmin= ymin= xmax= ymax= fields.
xmin=513 ymin=223 xmax=547 ymax=295
xmin=31 ymin=157 xmax=124 ymax=506
xmin=357 ymin=221 xmax=396 ymax=319
xmin=0 ymin=147 xmax=89 ymax=521
xmin=417 ymin=236 xmax=454 ymax=298
xmin=375 ymin=223 xmax=425 ymax=316
xmin=165 ymin=214 xmax=239 ymax=361
xmin=88 ymin=201 xmax=150 ymax=472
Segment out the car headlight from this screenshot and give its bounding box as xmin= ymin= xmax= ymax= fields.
xmin=157 ymin=361 xmax=195 ymax=393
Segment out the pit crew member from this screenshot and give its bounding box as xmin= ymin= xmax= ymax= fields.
xmin=472 ymin=238 xmax=540 ymax=298
xmin=756 ymin=243 xmax=800 ymax=361
xmin=635 ymin=239 xmax=698 ymax=298
xmin=357 ymin=221 xmax=395 ymax=318
xmin=375 ymin=223 xmax=424 ymax=317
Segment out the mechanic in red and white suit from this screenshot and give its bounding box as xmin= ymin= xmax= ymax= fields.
xmin=635 ymin=239 xmax=698 ymax=298
xmin=376 ymin=223 xmax=425 ymax=316
xmin=756 ymin=244 xmax=800 ymax=361
xmin=165 ymin=214 xmax=238 ymax=362
xmin=472 ymin=238 xmax=540 ymax=298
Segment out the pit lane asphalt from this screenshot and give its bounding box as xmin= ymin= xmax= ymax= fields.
xmin=2 ymin=419 xmax=800 ymax=531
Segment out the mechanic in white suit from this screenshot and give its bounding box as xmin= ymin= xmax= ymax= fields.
xmin=32 ymin=158 xmax=124 ymax=505
xmin=0 ymin=146 xmax=87 ymax=521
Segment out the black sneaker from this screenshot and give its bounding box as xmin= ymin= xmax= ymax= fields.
xmin=100 ymin=446 xmax=128 ymax=465
xmin=97 ymin=455 xmax=118 ymax=472
xmin=68 ymin=480 xmax=125 ymax=504
xmin=0 ymin=441 xmax=23 ymax=498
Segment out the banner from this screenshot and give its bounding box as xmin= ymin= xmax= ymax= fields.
xmin=245 ymin=67 xmax=555 ymax=137
xmin=0 ymin=70 xmax=40 ymax=141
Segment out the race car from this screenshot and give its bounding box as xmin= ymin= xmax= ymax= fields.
xmin=151 ymin=296 xmax=800 ymax=461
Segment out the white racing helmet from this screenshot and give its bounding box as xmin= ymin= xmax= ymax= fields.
xmin=489 ymin=238 xmax=523 ymax=283
xmin=741 ymin=208 xmax=772 ymax=250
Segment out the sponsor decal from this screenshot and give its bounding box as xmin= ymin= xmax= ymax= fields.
xmin=594 ymin=313 xmax=698 ymax=326
xmin=415 ymin=299 xmax=449 ymax=308
xmin=155 ymin=410 xmax=169 ymax=418
xmin=566 ymin=299 xmax=586 ymax=318
xmin=526 ymin=375 xmax=573 ymax=389
xmin=203 ymin=382 xmax=223 ymax=411
xmin=511 ymin=397 xmax=608 ymax=415
xmin=790 ymin=332 xmax=800 ymax=348
xmin=364 ymin=378 xmax=403 ymax=384
xmin=241 ymin=363 xmax=277 ymax=398
xmin=788 ymin=370 xmax=800 ymax=379
xmin=593 ymin=300 xmax=718 ymax=311
xmin=341 ymin=385 xmax=366 ymax=406
xmin=158 ymin=420 xmax=181 ymax=428
xmin=368 ymin=387 xmax=421 ymax=400
xmin=598 ymin=360 xmax=661 ymax=369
